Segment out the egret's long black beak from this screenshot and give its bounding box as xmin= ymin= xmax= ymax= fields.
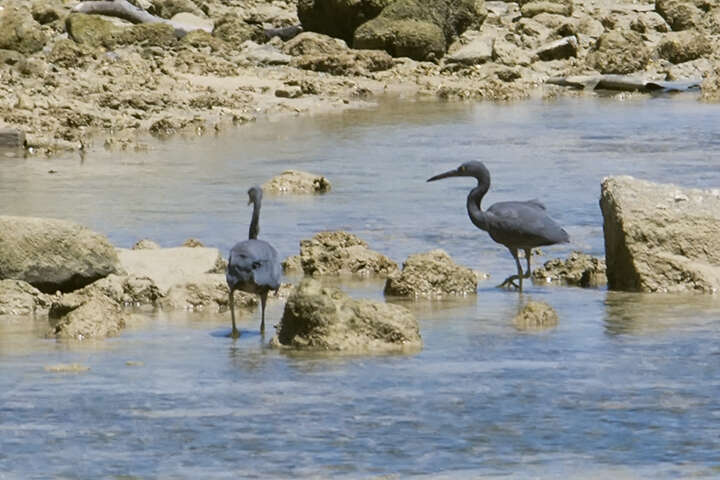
xmin=427 ymin=168 xmax=461 ymax=182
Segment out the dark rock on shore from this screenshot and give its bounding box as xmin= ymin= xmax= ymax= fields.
xmin=297 ymin=0 xmax=393 ymax=45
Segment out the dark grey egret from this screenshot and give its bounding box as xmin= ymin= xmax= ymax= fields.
xmin=226 ymin=186 xmax=281 ymax=338
xmin=427 ymin=161 xmax=569 ymax=292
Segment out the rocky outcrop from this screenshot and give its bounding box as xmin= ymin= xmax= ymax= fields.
xmin=272 ymin=278 xmax=421 ymax=352
xmin=48 ymin=292 xmax=128 ymax=340
xmin=297 ymin=0 xmax=393 ymax=45
xmin=384 ymin=249 xmax=478 ymax=298
xmin=0 ymin=279 xmax=51 ymax=315
xmin=284 ymin=231 xmax=398 ymax=276
xmin=0 ymin=216 xmax=119 ymax=293
xmin=513 ymin=301 xmax=558 ymax=330
xmin=600 ymin=176 xmax=720 ymax=293
xmin=78 ymin=274 xmax=160 ymax=307
xmin=262 ymin=170 xmax=332 ymax=194
xmin=701 ymin=66 xmax=720 ymax=102
xmin=587 ymin=30 xmax=650 ymax=74
xmin=159 ymin=274 xmax=256 ymax=311
xmin=353 ymin=0 xmax=486 ymax=61
xmin=0 ymin=7 xmax=48 ymax=54
xmin=655 ymin=0 xmax=703 ymax=31
xmin=282 ymin=32 xmax=349 ymax=56
xmin=291 ymin=48 xmax=394 ymax=75
xmin=532 ymin=252 xmax=607 ymax=287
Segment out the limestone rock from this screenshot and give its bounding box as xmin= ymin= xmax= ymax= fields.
xmin=353 ymin=0 xmax=486 ymax=61
xmin=291 ymin=49 xmax=394 ymax=75
xmin=532 ymin=252 xmax=607 ymax=287
xmin=240 ymin=41 xmax=292 ymax=66
xmin=133 ymin=239 xmax=161 ymax=250
xmin=272 ymin=278 xmax=421 ymax=352
xmin=587 ymin=30 xmax=650 ymax=74
xmin=292 ymin=231 xmax=398 ymax=276
xmin=600 ymin=176 xmax=720 ymax=293
xmin=116 ymin=246 xmax=224 ymax=294
xmin=282 ymin=32 xmax=349 ymax=56
xmin=78 ymin=274 xmax=160 ymax=306
xmin=0 ymin=279 xmax=51 ymax=315
xmin=48 ymin=293 xmax=127 ymax=340
xmin=213 ymin=14 xmax=265 ymax=46
xmin=159 ymin=274 xmax=256 ymax=311
xmin=0 ymin=7 xmax=48 ymax=54
xmin=535 ymin=35 xmax=577 ymax=61
xmin=263 ymin=170 xmax=331 ymax=194
xmin=656 ymin=31 xmax=711 ymax=64
xmin=445 ymin=31 xmax=493 ymax=65
xmin=520 ymin=0 xmax=573 ymax=18
xmin=655 ymin=0 xmax=703 ymax=31
xmin=513 ymin=301 xmax=558 ymax=330
xmin=297 ymin=0 xmax=393 ymax=44
xmin=0 ymin=216 xmax=119 ymax=293
xmin=384 ymin=249 xmax=478 ymax=298
xmin=701 ymin=65 xmax=720 ymax=102
xmin=66 ymin=13 xmax=176 ymax=48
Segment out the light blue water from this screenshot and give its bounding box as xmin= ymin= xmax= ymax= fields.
xmin=1 ymin=96 xmax=720 ymax=479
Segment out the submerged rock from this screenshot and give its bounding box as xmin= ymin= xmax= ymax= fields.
xmin=262 ymin=170 xmax=331 ymax=194
xmin=48 ymin=292 xmax=127 ymax=340
xmin=384 ymin=249 xmax=478 ymax=298
xmin=272 ymin=278 xmax=421 ymax=352
xmin=286 ymin=231 xmax=398 ymax=277
xmin=0 ymin=279 xmax=51 ymax=315
xmin=0 ymin=216 xmax=119 ymax=293
xmin=513 ymin=301 xmax=558 ymax=330
xmin=600 ymin=176 xmax=720 ymax=293
xmin=532 ymin=252 xmax=607 ymax=287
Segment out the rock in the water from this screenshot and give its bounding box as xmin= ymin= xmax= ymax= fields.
xmin=132 ymin=239 xmax=161 ymax=250
xmin=513 ymin=301 xmax=558 ymax=330
xmin=532 ymin=252 xmax=607 ymax=287
xmin=263 ymin=170 xmax=331 ymax=194
xmin=272 ymin=278 xmax=421 ymax=352
xmin=353 ymin=0 xmax=485 ymax=61
xmin=78 ymin=274 xmax=160 ymax=307
xmin=291 ymin=231 xmax=398 ymax=276
xmin=701 ymin=65 xmax=720 ymax=102
xmin=600 ymin=176 xmax=720 ymax=293
xmin=48 ymin=293 xmax=127 ymax=340
xmin=0 ymin=216 xmax=119 ymax=293
xmin=297 ymin=0 xmax=392 ymax=45
xmin=0 ymin=7 xmax=48 ymax=54
xmin=384 ymin=249 xmax=478 ymax=298
xmin=116 ymin=247 xmax=224 ymax=294
xmin=159 ymin=274 xmax=256 ymax=311
xmin=587 ymin=30 xmax=650 ymax=74
xmin=0 ymin=279 xmax=50 ymax=315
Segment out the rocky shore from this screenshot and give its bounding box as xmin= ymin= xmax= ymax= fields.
xmin=1 ymin=0 xmax=720 ymax=155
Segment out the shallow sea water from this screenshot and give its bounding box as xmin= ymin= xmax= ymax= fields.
xmin=1 ymin=95 xmax=720 ymax=479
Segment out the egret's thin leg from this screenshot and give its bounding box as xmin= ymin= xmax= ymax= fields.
xmin=498 ymin=248 xmax=522 ymax=290
xmin=259 ymin=291 xmax=268 ymax=334
xmin=523 ymin=248 xmax=532 ymax=279
xmin=229 ymin=290 xmax=239 ymax=338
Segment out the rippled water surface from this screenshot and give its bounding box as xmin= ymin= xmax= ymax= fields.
xmin=2 ymin=96 xmax=720 ymax=479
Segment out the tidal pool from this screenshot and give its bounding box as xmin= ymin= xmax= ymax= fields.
xmin=1 ymin=95 xmax=720 ymax=479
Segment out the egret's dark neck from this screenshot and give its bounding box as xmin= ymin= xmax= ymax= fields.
xmin=466 ymin=178 xmax=490 ymax=232
xmin=248 ymin=200 xmax=260 ymax=240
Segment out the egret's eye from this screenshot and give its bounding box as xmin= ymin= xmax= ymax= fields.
xmin=459 ymin=166 xmax=466 ymax=172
